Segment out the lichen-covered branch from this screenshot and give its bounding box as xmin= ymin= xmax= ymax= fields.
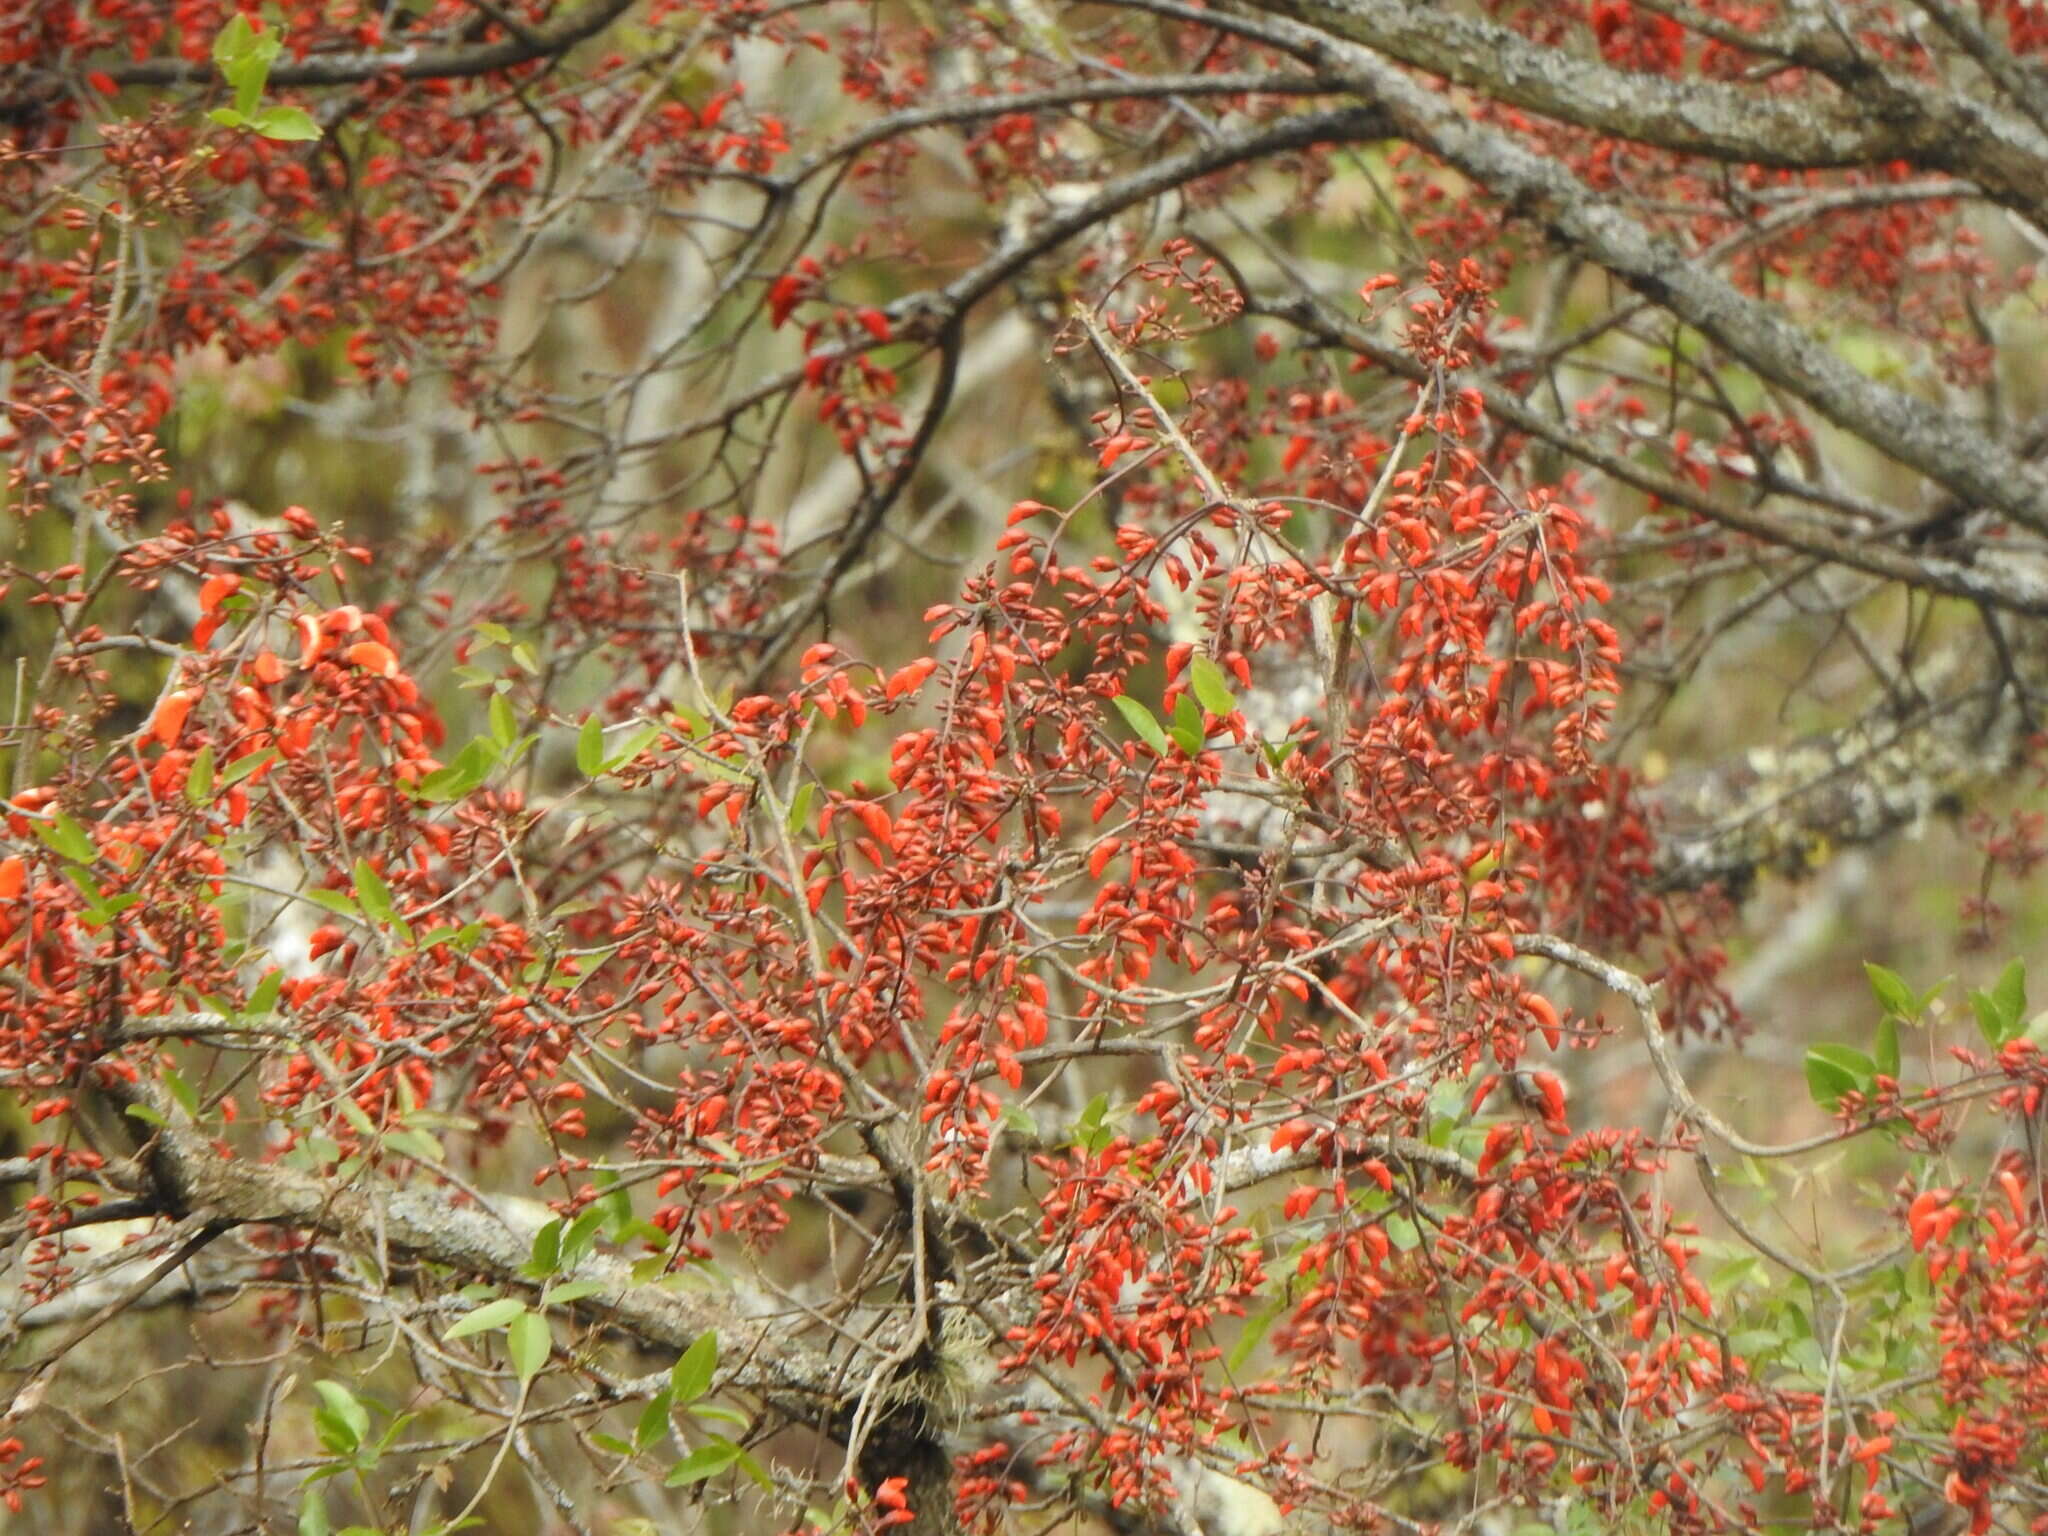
xmin=1646 ymin=682 xmax=2028 ymax=890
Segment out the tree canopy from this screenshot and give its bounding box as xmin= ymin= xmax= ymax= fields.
xmin=4 ymin=2 xmax=2048 ymax=1534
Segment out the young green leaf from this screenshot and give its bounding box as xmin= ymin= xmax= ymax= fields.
xmin=1804 ymin=1044 xmax=1874 ymax=1108
xmin=733 ymin=1446 xmax=773 ymax=1493
xmin=577 ymin=716 xmax=606 ymax=774
xmin=605 ymin=721 xmax=665 ymax=772
xmin=1864 ymin=962 xmax=1916 ymax=1019
xmin=185 ymin=744 xmax=216 ymax=804
xmin=1227 ymin=1296 xmax=1284 ymax=1372
xmin=561 ymin=1205 xmax=607 ymax=1268
xmin=664 ymin=1437 xmax=743 ymax=1486
xmin=212 ymin=13 xmax=281 ymax=117
xmin=306 ymin=888 xmax=361 ymax=920
xmin=163 ymin=1067 xmax=202 ymax=1120
xmin=1168 ymin=692 xmax=1206 ymax=756
xmin=34 ymin=811 xmax=96 ymax=866
xmin=1188 ymin=654 xmax=1237 ymax=715
xmin=670 ymin=1330 xmax=718 ymax=1404
xmin=785 ymin=780 xmax=817 ymax=837
xmin=1071 ymin=1092 xmax=1114 ymax=1155
xmin=352 ymin=859 xmax=398 ymax=930
xmin=523 ymin=1218 xmax=563 ymax=1280
xmin=1109 ymin=694 xmax=1171 ymax=757
xmin=311 ymin=1381 xmax=369 ymax=1455
xmin=415 ymin=737 xmax=499 ymax=802
xmin=249 ymin=105 xmax=320 ymax=141
xmin=1971 ymin=971 xmax=2027 ymax=1047
xmin=220 ymin=748 xmax=279 ymax=788
xmin=635 ymin=1388 xmax=674 ymax=1450
xmin=445 ymin=1297 xmax=528 ymax=1341
xmin=507 ymin=1309 xmax=551 ymax=1383
xmin=1992 ymin=959 xmax=2027 ymax=1037
xmin=245 ymin=967 xmax=284 ymax=1019
xmin=489 ymin=692 xmax=518 ymax=748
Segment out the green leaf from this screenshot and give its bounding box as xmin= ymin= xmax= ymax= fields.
xmin=246 ymin=967 xmax=284 ymax=1019
xmin=249 ymin=104 xmax=320 ymax=141
xmin=352 ymin=859 xmax=399 ymax=930
xmin=1228 ymin=1296 xmax=1284 ymax=1372
xmin=81 ymin=892 xmax=142 ymax=926
xmin=688 ymin=751 xmax=751 ymax=786
xmin=415 ymin=737 xmax=499 ymax=802
xmin=784 ymin=781 xmax=817 ymax=838
xmin=523 ymin=1218 xmax=564 ymax=1280
xmin=635 ymin=1388 xmax=674 ymax=1450
xmin=664 ymin=1437 xmax=743 ymax=1487
xmin=185 ymin=745 xmax=216 ymax=805
xmin=687 ymin=1403 xmax=749 ymax=1427
xmin=1990 ymin=959 xmax=2027 ymax=1041
xmin=311 ymin=1381 xmax=369 ymax=1455
xmin=1970 ymin=965 xmax=2027 ymax=1047
xmin=34 ymin=811 xmax=96 ymax=865
xmin=670 ymin=1331 xmax=718 ymax=1404
xmin=1109 ymin=693 xmax=1170 ymax=757
xmin=1071 ymin=1093 xmax=1113 ymax=1155
xmin=733 ymin=1447 xmax=773 ymax=1493
xmin=220 ymin=748 xmax=278 ymax=788
xmin=386 ymin=1127 xmax=442 ymax=1164
xmin=62 ymin=863 xmax=106 ymax=913
xmin=1261 ymin=739 xmax=1297 ymax=769
xmin=306 ymin=888 xmax=360 ymax=919
xmin=1864 ymin=962 xmax=1916 ymax=1019
xmin=299 ymin=1490 xmax=332 ymax=1536
xmin=1804 ymin=1044 xmax=1874 ymax=1107
xmin=124 ymin=1103 xmax=168 ymax=1128
xmin=212 ymin=13 xmax=281 ymax=116
xmin=588 ymin=1177 xmax=633 ymax=1238
xmin=561 ymin=1206 xmax=607 ymax=1268
xmin=489 ymin=692 xmax=518 ymax=749
xmin=1875 ymin=1013 xmax=1900 ymax=1080
xmin=576 ymin=716 xmax=606 ymax=777
xmin=590 ymin=1433 xmax=636 ymax=1457
xmin=211 ymin=13 xmax=260 ymax=68
xmin=336 ymin=1097 xmax=376 ymax=1137
xmin=163 ymin=1067 xmax=202 ymax=1120
xmin=507 ymin=1309 xmax=551 ymax=1383
xmin=606 ymin=722 xmax=665 ymax=772
xmin=546 ymin=1277 xmax=605 ymax=1305
xmin=1168 ymin=693 xmax=1206 ymax=756
xmin=446 ymin=1297 xmax=527 ymax=1341
xmin=1188 ymin=655 xmax=1237 ymax=716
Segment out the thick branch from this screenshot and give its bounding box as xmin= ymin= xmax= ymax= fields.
xmin=1216 ymin=0 xmax=2048 ymax=224
xmin=59 ymin=0 xmax=635 ymax=93
xmin=1255 ymin=291 xmax=2048 ymax=617
xmin=98 ymin=1076 xmax=840 ymax=1412
xmin=1646 ymin=682 xmax=2029 ymax=891
xmin=1229 ymin=16 xmax=2048 ymax=538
